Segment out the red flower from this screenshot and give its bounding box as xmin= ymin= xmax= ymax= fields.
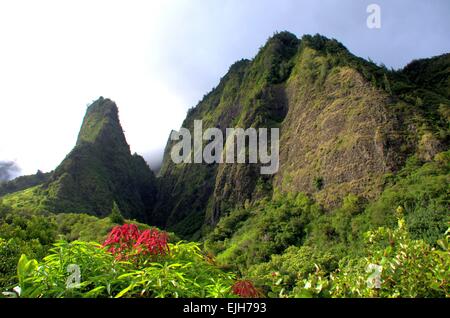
xmin=134 ymin=229 xmax=170 ymax=256
xmin=231 ymin=280 xmax=261 ymax=298
xmin=103 ymin=224 xmax=169 ymax=260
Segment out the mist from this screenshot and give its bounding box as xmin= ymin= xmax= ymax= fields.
xmin=143 ymin=149 xmax=166 ymax=174
xmin=0 ymin=161 xmax=21 ymax=182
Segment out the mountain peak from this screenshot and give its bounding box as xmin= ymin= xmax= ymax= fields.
xmin=267 ymin=31 xmax=299 ymax=46
xmin=0 ymin=98 xmax=158 ymax=220
xmin=76 ymin=97 xmax=126 ymax=150
xmin=86 ymin=97 xmax=116 ymax=114
xmin=300 ymin=33 xmax=348 ymax=54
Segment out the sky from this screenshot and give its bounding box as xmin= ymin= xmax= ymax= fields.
xmin=0 ymin=0 xmax=449 ymax=178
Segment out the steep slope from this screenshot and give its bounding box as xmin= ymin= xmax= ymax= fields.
xmin=154 ymin=32 xmax=300 ymax=238
xmin=2 ymin=97 xmax=157 ymax=222
xmin=155 ymin=33 xmax=448 ymax=238
xmin=153 ymin=59 xmax=252 ymax=237
xmin=274 ymin=39 xmax=409 ymax=207
xmin=396 ymin=54 xmax=450 ymax=160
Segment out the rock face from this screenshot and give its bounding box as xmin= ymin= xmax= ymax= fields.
xmin=275 ymin=52 xmax=404 ymax=208
xmin=36 ymin=97 xmax=157 ymax=221
xmin=154 ymin=33 xmax=449 ymax=238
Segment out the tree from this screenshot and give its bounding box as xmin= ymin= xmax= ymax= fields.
xmin=109 ymin=201 xmax=125 ymax=225
xmin=383 ymin=73 xmax=392 ymax=94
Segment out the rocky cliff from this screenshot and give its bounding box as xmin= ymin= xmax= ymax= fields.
xmin=154 ymin=32 xmax=449 ymax=238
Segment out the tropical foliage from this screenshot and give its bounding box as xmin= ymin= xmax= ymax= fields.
xmin=10 ymin=224 xmax=243 ymax=298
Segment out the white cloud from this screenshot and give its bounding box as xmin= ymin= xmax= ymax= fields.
xmin=0 ymin=0 xmax=187 ymax=174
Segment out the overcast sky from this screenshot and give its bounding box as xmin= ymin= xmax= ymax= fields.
xmin=0 ymin=0 xmax=449 ymax=178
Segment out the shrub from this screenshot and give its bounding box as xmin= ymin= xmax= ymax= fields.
xmin=102 ymin=224 xmax=169 ymax=262
xmin=208 ymin=193 xmax=319 ymax=269
xmin=0 ymin=203 xmax=56 ymax=289
xmin=12 ymin=225 xmax=238 ymax=298
xmin=366 ymin=152 xmax=449 ymax=244
xmin=313 ymin=177 xmax=324 ymax=190
xmin=109 ymin=202 xmax=125 ymax=225
xmin=246 ymin=246 xmax=338 ymax=297
xmin=295 ymin=216 xmax=450 ymax=298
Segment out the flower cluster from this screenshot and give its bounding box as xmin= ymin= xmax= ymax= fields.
xmin=231 ymin=280 xmax=261 ymax=298
xmin=103 ymin=224 xmax=169 ymax=260
xmin=134 ymin=228 xmax=170 ymax=256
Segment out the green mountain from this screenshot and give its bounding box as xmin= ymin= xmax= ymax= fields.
xmin=1 ymin=32 xmax=448 ymax=240
xmin=154 ymin=33 xmax=449 ymax=239
xmin=2 ymin=97 xmax=157 ymax=221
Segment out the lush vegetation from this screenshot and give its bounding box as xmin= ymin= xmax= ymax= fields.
xmin=3 ymin=201 xmax=448 ymax=298
xmin=204 ymin=151 xmax=449 ymax=297
xmin=244 ymin=214 xmax=449 ymax=298
xmin=0 ymin=202 xmax=155 ymax=291
xmin=296 ymin=216 xmax=449 ymax=298
xmin=0 ymin=210 xmax=247 ymax=298
xmin=1 ymin=156 xmax=448 ymax=299
xmin=1 ymin=160 xmax=448 ymax=299
xmin=0 ymin=203 xmax=56 ymax=288
xmin=12 ymin=225 xmax=240 ymax=298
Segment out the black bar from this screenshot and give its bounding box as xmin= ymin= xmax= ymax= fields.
xmin=2 ymin=298 xmax=447 ymax=316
